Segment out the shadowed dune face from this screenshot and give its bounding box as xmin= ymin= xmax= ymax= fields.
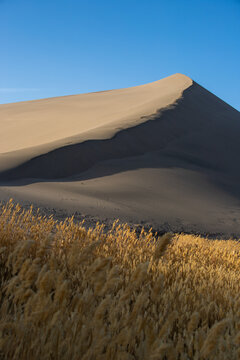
xmin=0 ymin=73 xmax=240 ymax=236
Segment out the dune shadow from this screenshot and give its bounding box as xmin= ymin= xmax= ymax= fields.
xmin=0 ymin=81 xmax=240 ymax=201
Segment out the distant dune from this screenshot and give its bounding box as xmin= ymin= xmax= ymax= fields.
xmin=0 ymin=73 xmax=240 ymax=236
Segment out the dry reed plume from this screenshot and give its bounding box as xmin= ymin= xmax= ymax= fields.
xmin=0 ymin=200 xmax=239 ymax=359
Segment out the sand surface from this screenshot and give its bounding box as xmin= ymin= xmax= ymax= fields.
xmin=0 ymin=73 xmax=240 ymax=236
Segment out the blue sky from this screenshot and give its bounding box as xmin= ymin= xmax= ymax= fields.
xmin=0 ymin=0 xmax=239 ymax=110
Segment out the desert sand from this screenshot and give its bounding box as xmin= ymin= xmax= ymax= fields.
xmin=0 ymin=73 xmax=240 ymax=236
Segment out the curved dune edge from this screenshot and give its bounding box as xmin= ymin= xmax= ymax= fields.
xmin=0 ymin=74 xmax=193 ymax=179
xmin=0 ymin=79 xmax=240 ymax=181
xmin=0 ymin=73 xmax=192 ymax=154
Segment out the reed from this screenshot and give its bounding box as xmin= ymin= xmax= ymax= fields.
xmin=0 ymin=200 xmax=239 ymax=359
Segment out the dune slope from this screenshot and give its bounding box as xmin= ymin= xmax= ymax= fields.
xmin=0 ymin=73 xmax=240 ymax=235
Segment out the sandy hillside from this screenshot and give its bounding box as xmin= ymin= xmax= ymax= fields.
xmin=0 ymin=73 xmax=240 ymax=236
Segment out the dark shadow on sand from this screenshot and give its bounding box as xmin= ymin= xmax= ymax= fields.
xmin=0 ymin=81 xmax=240 ymax=202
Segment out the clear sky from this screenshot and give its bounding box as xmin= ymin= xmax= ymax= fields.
xmin=0 ymin=0 xmax=239 ymax=110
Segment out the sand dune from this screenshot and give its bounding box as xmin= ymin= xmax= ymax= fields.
xmin=0 ymin=74 xmax=191 ymax=154
xmin=0 ymin=73 xmax=240 ymax=236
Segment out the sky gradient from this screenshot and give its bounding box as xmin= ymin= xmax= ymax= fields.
xmin=0 ymin=0 xmax=239 ymax=110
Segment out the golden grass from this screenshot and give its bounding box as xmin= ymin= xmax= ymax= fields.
xmin=0 ymin=199 xmax=240 ymax=359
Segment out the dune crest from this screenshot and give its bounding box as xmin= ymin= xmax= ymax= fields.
xmin=0 ymin=73 xmax=192 ymax=154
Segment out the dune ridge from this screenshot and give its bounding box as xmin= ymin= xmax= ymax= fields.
xmin=0 ymin=73 xmax=191 ymax=154
xmin=1 ymin=79 xmax=240 ymax=181
xmin=0 ymin=73 xmax=192 ymax=177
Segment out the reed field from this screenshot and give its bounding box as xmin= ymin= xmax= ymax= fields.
xmin=0 ymin=200 xmax=239 ymax=359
